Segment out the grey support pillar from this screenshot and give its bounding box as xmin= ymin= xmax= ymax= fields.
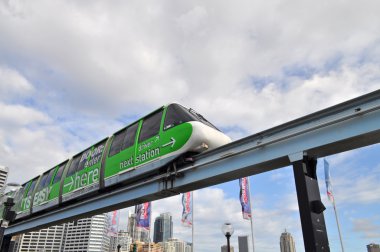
xmin=290 ymin=153 xmax=330 ymax=252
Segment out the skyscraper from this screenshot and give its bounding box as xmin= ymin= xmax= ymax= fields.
xmin=0 ymin=165 xmax=9 ymax=190
xmin=64 ymin=214 xmax=110 ymax=251
xmin=367 ymin=243 xmax=380 ymax=252
xmin=238 ymin=235 xmax=249 ymax=252
xmin=153 ymin=212 xmax=173 ymax=243
xmin=17 ymin=224 xmax=67 ymax=251
xmin=128 ymin=212 xmax=137 ymax=241
xmin=128 ymin=212 xmax=149 ymax=243
xmin=280 ymin=229 xmax=296 ymax=252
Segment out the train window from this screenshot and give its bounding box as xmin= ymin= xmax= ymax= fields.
xmin=36 ymin=173 xmax=49 ymax=191
xmin=53 ymin=163 xmax=66 ymax=184
xmin=139 ymin=110 xmax=163 ymax=142
xmin=26 ymin=179 xmax=38 ymax=196
xmin=44 ymin=168 xmax=56 ymax=187
xmin=85 ymin=140 xmax=106 ymax=167
xmin=164 ymin=104 xmax=197 ymax=130
xmin=122 ymin=123 xmax=139 ymax=150
xmin=14 ymin=186 xmax=26 ymax=204
xmin=69 ymin=140 xmax=107 ymax=172
xmin=109 ymin=130 xmax=127 ymax=157
xmin=67 ymin=156 xmax=80 ymax=177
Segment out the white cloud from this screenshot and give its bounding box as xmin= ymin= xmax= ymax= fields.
xmin=1 ymin=0 xmax=380 ymax=122
xmin=0 ymin=102 xmax=50 ymax=128
xmin=0 ymin=66 xmax=34 ymax=101
xmin=352 ymin=218 xmax=380 ymax=239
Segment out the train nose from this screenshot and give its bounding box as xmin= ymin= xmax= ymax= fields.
xmin=192 ymin=122 xmax=232 ymax=151
xmin=205 ymin=131 xmax=232 ymax=150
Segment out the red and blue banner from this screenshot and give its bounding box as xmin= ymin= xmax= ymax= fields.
xmin=181 ymin=192 xmax=192 ymax=227
xmin=107 ymin=210 xmax=119 ymax=236
xmin=135 ymin=202 xmax=151 ymax=230
xmin=239 ymin=177 xmax=252 ymax=220
xmin=324 ymin=159 xmax=335 ymax=203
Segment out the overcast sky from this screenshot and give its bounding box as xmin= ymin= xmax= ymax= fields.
xmin=1 ymin=0 xmax=380 ymax=251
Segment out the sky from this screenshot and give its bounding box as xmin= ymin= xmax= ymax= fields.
xmin=1 ymin=0 xmax=380 ymax=251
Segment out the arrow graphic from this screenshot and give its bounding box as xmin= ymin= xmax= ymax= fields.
xmin=162 ymin=137 xmax=176 ymax=148
xmin=64 ymin=176 xmax=74 ymax=191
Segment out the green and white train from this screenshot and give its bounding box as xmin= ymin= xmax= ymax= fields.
xmin=1 ymin=103 xmax=231 ymax=221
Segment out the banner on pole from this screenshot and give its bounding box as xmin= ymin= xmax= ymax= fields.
xmin=107 ymin=210 xmax=119 ymax=237
xmin=324 ymin=159 xmax=335 ymax=203
xmin=239 ymin=177 xmax=252 ymax=220
xmin=135 ymin=202 xmax=151 ymax=230
xmin=181 ymin=192 xmax=193 ymax=227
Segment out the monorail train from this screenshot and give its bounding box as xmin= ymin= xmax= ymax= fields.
xmin=2 ymin=103 xmax=231 ymax=221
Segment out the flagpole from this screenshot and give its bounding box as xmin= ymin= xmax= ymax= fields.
xmin=192 ymin=191 xmax=194 ymax=252
xmin=247 ymin=177 xmax=255 ymax=252
xmin=324 ymin=159 xmax=344 ymax=252
xmin=149 ymin=203 xmax=152 ymax=252
xmin=132 ymin=206 xmax=137 ymax=243
xmin=117 ymin=211 xmax=120 ymax=251
xmin=333 ymin=201 xmax=344 ymax=252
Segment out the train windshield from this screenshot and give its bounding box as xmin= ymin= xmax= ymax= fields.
xmin=188 ymin=108 xmax=219 ymax=130
xmin=164 ymin=104 xmax=219 ymax=131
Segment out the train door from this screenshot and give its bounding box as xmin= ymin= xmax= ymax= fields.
xmin=17 ymin=177 xmax=38 ymax=218
xmin=51 ymin=161 xmax=67 ymax=202
xmin=62 ymin=139 xmax=107 ymax=202
xmin=104 ymin=122 xmax=139 ymax=182
xmin=32 ymin=162 xmax=66 ymax=213
xmin=135 ymin=109 xmax=164 ymax=167
xmin=13 ymin=183 xmax=27 ymax=217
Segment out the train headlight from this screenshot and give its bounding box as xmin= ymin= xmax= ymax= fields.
xmin=194 ymin=142 xmax=209 ymax=152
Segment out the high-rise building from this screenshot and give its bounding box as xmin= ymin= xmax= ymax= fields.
xmin=128 ymin=212 xmax=137 ymax=241
xmin=367 ymin=243 xmax=380 ymax=252
xmin=17 ymin=224 xmax=67 ymax=251
xmin=238 ymin=235 xmax=249 ymax=252
xmin=127 ymin=212 xmax=149 ymax=243
xmin=0 ymin=165 xmax=9 ymax=190
xmin=221 ymin=244 xmax=235 ymax=252
xmin=109 ymin=236 xmax=118 ymax=252
xmin=63 ymin=214 xmax=110 ymax=251
xmin=164 ymin=238 xmax=188 ymax=252
xmin=116 ymin=230 xmax=133 ymax=252
xmin=153 ymin=212 xmax=173 ymax=243
xmin=280 ymin=229 xmax=296 ymax=252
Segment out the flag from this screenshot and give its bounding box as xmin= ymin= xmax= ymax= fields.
xmin=181 ymin=192 xmax=192 ymax=227
xmin=107 ymin=210 xmax=119 ymax=237
xmin=135 ymin=202 xmax=151 ymax=230
xmin=324 ymin=159 xmax=334 ymax=203
xmin=239 ymin=177 xmax=252 ymax=220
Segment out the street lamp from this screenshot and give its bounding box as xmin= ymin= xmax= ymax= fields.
xmin=0 ymin=183 xmax=21 ymax=250
xmin=221 ymin=222 xmax=234 ymax=252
